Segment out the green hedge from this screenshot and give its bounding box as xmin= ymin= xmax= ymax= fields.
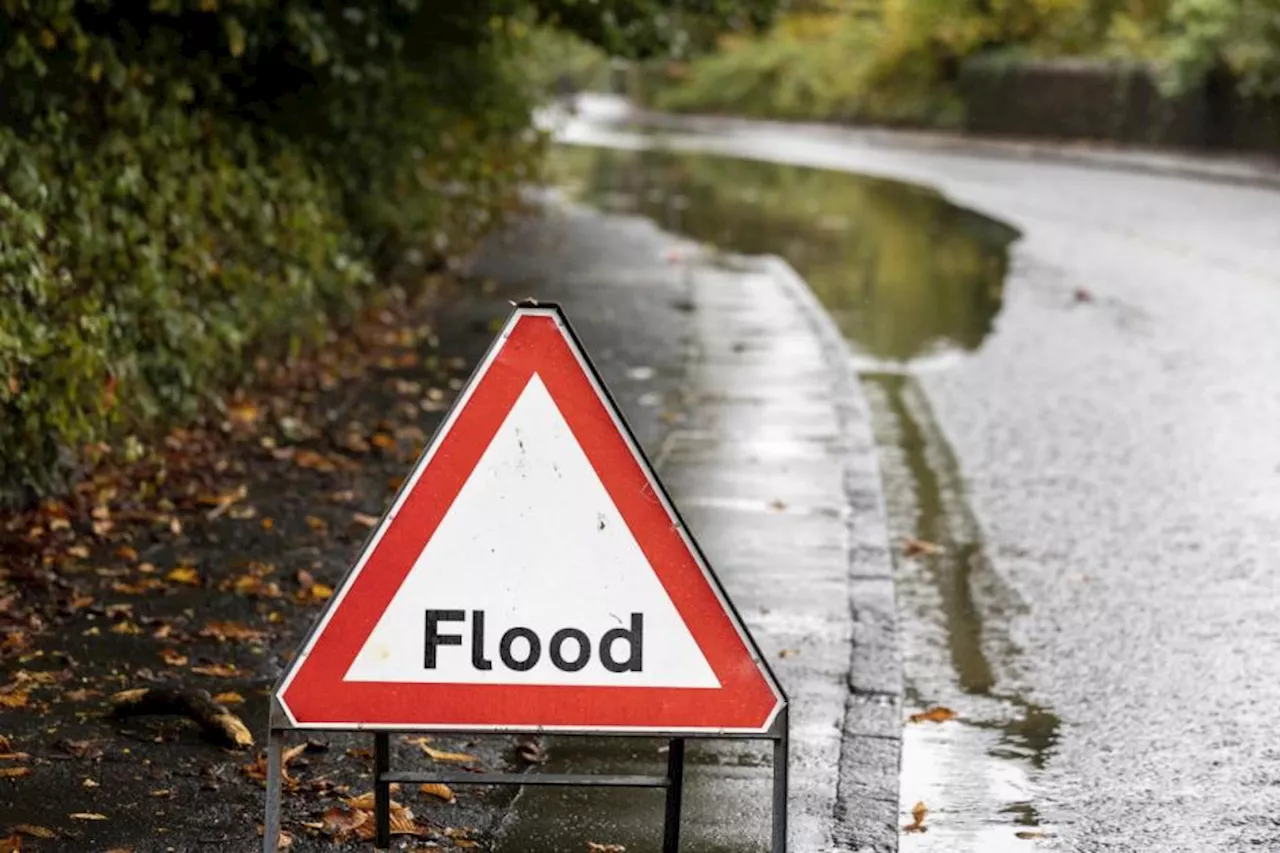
xmin=0 ymin=2 xmax=542 ymax=503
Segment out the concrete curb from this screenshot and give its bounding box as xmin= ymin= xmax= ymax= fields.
xmin=756 ymin=256 xmax=903 ymax=853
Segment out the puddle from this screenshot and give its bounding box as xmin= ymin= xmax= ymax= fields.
xmin=550 ymin=140 xmax=1054 ymax=850
xmin=865 ymin=374 xmax=1060 ymax=851
xmin=550 ymin=145 xmax=1017 ymax=364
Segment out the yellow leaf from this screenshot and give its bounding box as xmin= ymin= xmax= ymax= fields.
xmin=421 ymin=744 xmax=477 ymax=764
xmin=213 ymin=692 xmax=245 ymax=706
xmin=69 ymin=813 xmax=108 ymax=821
xmin=419 ymin=783 xmax=456 ymax=803
xmin=166 ymin=566 xmax=201 ymax=586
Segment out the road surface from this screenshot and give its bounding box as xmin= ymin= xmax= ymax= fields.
xmin=554 ymin=95 xmax=1280 ymax=852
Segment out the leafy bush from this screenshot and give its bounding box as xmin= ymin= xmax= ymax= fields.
xmin=648 ymin=0 xmax=1280 ymax=123
xmin=0 ymin=1 xmax=544 ymax=503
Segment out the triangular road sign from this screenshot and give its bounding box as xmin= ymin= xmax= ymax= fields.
xmin=275 ymin=305 xmax=784 ymax=733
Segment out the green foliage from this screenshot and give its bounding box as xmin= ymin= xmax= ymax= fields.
xmin=519 ymin=26 xmax=614 ymax=97
xmin=1157 ymin=0 xmax=1280 ymax=97
xmin=0 ymin=1 xmax=548 ymax=502
xmin=0 ymin=0 xmax=763 ymax=502
xmin=532 ymin=0 xmax=781 ymax=58
xmin=649 ymin=0 xmax=1280 ymax=123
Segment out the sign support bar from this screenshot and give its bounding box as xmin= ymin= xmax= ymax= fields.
xmin=261 ymin=706 xmax=789 ymax=852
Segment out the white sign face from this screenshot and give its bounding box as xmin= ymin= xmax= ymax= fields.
xmin=345 ymin=375 xmax=720 ymax=689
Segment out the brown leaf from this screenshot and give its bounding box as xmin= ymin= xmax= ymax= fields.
xmin=0 ymin=767 xmax=31 ymax=778
xmin=419 ymin=782 xmax=456 ymax=803
xmin=320 ymin=805 xmax=368 ymax=839
xmin=908 ymin=707 xmax=957 ymax=725
xmin=370 ymin=432 xmax=396 ymax=451
xmin=0 ymin=691 xmax=29 ymax=710
xmin=902 ymin=538 xmax=944 ymax=557
xmin=903 ymin=800 xmax=928 ymax=833
xmin=109 ymin=621 xmax=142 ymax=636
xmin=213 ymin=691 xmax=245 ymax=706
xmin=190 ymin=663 xmax=240 ymax=677
xmin=200 ymin=622 xmax=266 ymax=643
xmin=111 ymin=579 xmax=165 ymax=595
xmin=304 ymin=515 xmax=328 ymax=533
xmin=11 ymin=826 xmax=55 ymax=839
xmin=294 ymin=449 xmax=336 ymax=472
xmin=159 ymin=649 xmax=189 ymax=667
xmin=1016 ymin=830 xmax=1048 ymax=839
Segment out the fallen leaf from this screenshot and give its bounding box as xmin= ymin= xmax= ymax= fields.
xmin=159 ymin=649 xmax=189 ymax=667
xmin=69 ymin=813 xmax=108 ymax=821
xmin=370 ymin=433 xmax=396 ymax=451
xmin=83 ymin=778 xmax=99 ymax=788
xmin=200 ymin=622 xmax=266 ymax=643
xmin=352 ymin=512 xmax=379 ymax=528
xmin=903 ymin=800 xmax=928 ymax=833
xmin=778 ymin=649 xmax=800 ymax=659
xmin=587 ymin=844 xmax=626 ymax=853
xmin=294 ymin=449 xmax=336 ymax=472
xmin=516 ymin=742 xmax=544 ymax=764
xmin=419 ymin=783 xmax=456 ymax=803
xmin=0 ymin=767 xmax=31 ymax=778
xmin=908 ymin=707 xmax=957 ymax=724
xmin=305 ymin=515 xmax=328 ymax=533
xmin=420 ymin=744 xmax=477 ymax=764
xmin=1016 ymin=830 xmax=1049 ymax=839
xmin=11 ymin=826 xmax=55 ymax=839
xmin=191 ymin=663 xmax=240 ymax=677
xmin=213 ymin=691 xmax=245 ymax=706
xmin=166 ymin=566 xmax=201 ymax=586
xmin=902 ymin=538 xmax=944 ymax=557
xmin=0 ymin=691 xmax=29 ymax=709
xmin=109 ymin=621 xmax=142 ymax=636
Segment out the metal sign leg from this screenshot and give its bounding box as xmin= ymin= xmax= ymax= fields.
xmin=663 ymin=738 xmax=686 ymax=853
xmin=374 ymin=733 xmax=392 ymax=849
xmin=263 ymin=732 xmax=284 ymax=853
xmin=771 ymin=714 xmax=789 ymax=853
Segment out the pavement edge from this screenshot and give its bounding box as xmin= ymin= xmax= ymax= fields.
xmin=756 ymin=256 xmax=903 ymax=853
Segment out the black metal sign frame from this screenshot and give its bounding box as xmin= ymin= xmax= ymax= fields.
xmin=261 ymin=702 xmax=789 ymax=852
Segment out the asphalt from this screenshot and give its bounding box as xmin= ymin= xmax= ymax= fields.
xmin=555 ymin=95 xmax=1280 ymax=852
xmin=467 ymin=207 xmax=898 ymax=852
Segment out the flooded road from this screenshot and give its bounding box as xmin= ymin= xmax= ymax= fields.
xmin=553 ymin=97 xmax=1280 ymax=853
xmin=552 ymin=143 xmax=1054 ymax=850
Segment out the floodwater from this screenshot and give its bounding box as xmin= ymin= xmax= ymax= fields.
xmin=552 ymin=143 xmax=1054 ymax=850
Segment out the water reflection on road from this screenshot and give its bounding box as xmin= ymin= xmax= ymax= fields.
xmin=554 ymin=143 xmax=1057 ymax=850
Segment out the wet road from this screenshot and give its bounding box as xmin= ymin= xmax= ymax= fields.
xmin=554 ymin=98 xmax=1280 ymax=852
